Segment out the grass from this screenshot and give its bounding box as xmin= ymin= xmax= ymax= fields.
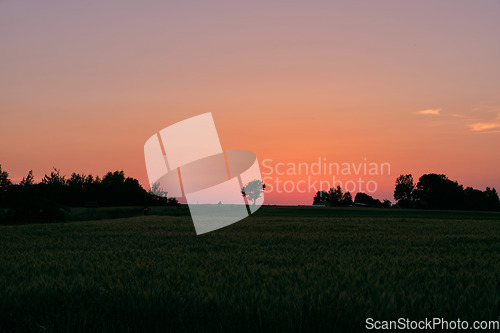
xmin=66 ymin=205 xmax=189 ymax=221
xmin=0 ymin=207 xmax=499 ymax=332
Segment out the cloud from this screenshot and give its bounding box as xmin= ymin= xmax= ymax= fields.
xmin=416 ymin=108 xmax=441 ymax=115
xmin=468 ymin=122 xmax=500 ymax=131
xmin=414 ymin=105 xmax=500 ymax=134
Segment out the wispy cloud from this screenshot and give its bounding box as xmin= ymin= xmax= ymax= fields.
xmin=416 ymin=108 xmax=441 ymax=115
xmin=468 ymin=122 xmax=500 ymax=132
xmin=414 ymin=105 xmax=500 ymax=134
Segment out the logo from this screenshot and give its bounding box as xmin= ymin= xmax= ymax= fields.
xmin=144 ymin=113 xmax=264 ymax=234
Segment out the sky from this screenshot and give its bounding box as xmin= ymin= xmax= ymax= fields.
xmin=1 ymin=0 xmax=499 ymax=205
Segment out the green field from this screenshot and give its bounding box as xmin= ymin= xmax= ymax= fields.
xmin=1 ymin=207 xmax=499 ymax=332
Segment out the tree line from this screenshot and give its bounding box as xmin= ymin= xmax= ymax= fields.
xmin=313 ymin=173 xmax=499 ymax=211
xmin=313 ymin=186 xmax=391 ymax=208
xmin=394 ymin=173 xmax=499 ymax=211
xmin=0 ymin=165 xmax=178 ymax=223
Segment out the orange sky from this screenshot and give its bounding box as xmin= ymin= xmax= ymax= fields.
xmin=1 ymin=1 xmax=499 ymax=204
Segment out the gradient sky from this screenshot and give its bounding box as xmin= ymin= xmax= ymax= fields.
xmin=1 ymin=0 xmax=499 ymax=204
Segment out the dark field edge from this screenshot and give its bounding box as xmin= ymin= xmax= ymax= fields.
xmin=1 ymin=205 xmax=499 ymax=227
xmin=252 ymin=206 xmax=500 ymax=220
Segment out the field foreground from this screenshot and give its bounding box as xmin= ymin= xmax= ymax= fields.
xmin=1 ymin=207 xmax=500 ymax=332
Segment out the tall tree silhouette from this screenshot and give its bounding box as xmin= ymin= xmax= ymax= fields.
xmin=394 ymin=174 xmax=414 ymax=208
xmin=313 ymin=190 xmax=329 ymax=205
xmin=0 ymin=164 xmax=12 ymax=207
xmin=0 ymin=164 xmax=11 ymax=192
xmin=327 ymin=186 xmax=343 ymax=206
xmin=241 ymin=180 xmax=265 ymax=205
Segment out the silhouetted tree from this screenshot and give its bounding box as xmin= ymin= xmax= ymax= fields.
xmin=0 ymin=164 xmax=11 ymax=190
xmin=19 ymin=170 xmax=34 ymax=186
xmin=484 ymin=187 xmax=500 ymax=210
xmin=42 ymin=168 xmax=66 ymax=186
xmin=0 ymin=166 xmax=180 ymax=224
xmin=463 ymin=187 xmax=486 ymax=210
xmin=67 ymin=173 xmax=90 ymax=206
xmin=341 ymin=191 xmax=353 ymax=206
xmin=313 ymin=190 xmax=329 ymax=205
xmin=68 ymin=173 xmax=85 ymax=188
xmin=413 ymin=174 xmax=463 ymax=209
xmin=382 ymin=199 xmax=392 ymax=208
xmin=101 ymin=171 xmax=126 ymax=206
xmin=123 ymin=177 xmax=147 ymax=206
xmin=82 ymin=174 xmax=101 ymax=203
xmin=394 ymin=174 xmax=414 ymax=208
xmin=0 ymin=164 xmax=12 ymax=207
xmin=354 ymin=192 xmax=382 ymax=207
xmin=393 ymin=173 xmax=499 ymax=211
xmin=3 ymin=169 xmax=67 ymax=223
xmin=313 ymin=188 xmax=352 ymax=206
xmin=150 ymin=181 xmax=167 ymax=198
xmin=313 ymin=187 xmax=387 ymax=208
xmin=147 ymin=181 xmax=179 ymax=206
xmin=242 ymin=180 xmax=265 ymax=205
xmin=327 ymin=186 xmax=343 ymax=206
xmin=463 ymin=186 xmax=500 ymax=211
xmin=40 ymin=168 xmax=68 ymax=206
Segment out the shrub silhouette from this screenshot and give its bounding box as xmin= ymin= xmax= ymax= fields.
xmin=313 ymin=187 xmax=353 ymax=206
